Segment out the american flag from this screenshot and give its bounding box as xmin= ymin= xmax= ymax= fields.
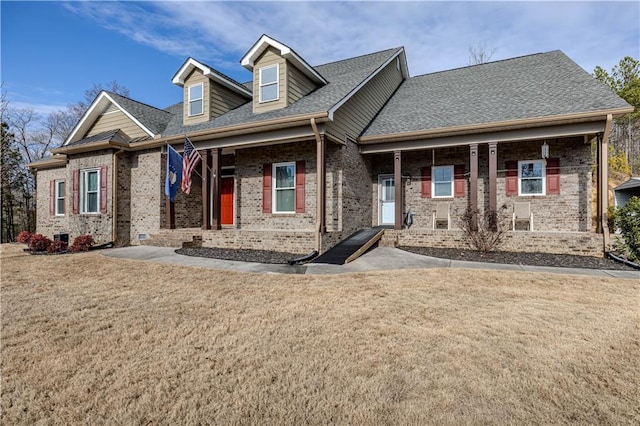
xmin=181 ymin=137 xmax=201 ymax=194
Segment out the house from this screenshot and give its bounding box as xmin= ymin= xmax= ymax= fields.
xmin=28 ymin=35 xmax=633 ymax=257
xmin=614 ymin=178 xmax=640 ymax=207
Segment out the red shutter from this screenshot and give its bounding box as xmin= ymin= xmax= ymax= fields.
xmin=421 ymin=166 xmax=431 ymax=198
xmin=295 ymin=160 xmax=305 ymax=213
xmin=454 ymin=165 xmax=465 ymax=198
xmin=100 ymin=165 xmax=108 ymax=213
xmin=72 ymin=170 xmax=80 ymax=214
xmin=546 ymin=158 xmax=560 ymax=195
xmin=49 ymin=180 xmax=55 ymax=216
xmin=505 ymin=161 xmax=518 ymax=196
xmin=262 ymin=163 xmax=272 ymax=213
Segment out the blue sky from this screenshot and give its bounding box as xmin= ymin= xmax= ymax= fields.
xmin=2 ymin=1 xmax=638 ymax=117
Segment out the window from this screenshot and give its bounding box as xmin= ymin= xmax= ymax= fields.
xmin=81 ymin=169 xmax=100 ymax=213
xmin=55 ymin=180 xmax=65 ymax=215
xmin=188 ymin=83 xmax=203 ymax=116
xmin=432 ymin=165 xmax=454 ymax=198
xmin=259 ymin=64 xmax=279 ymax=103
xmin=518 ymin=160 xmax=545 ymax=195
xmin=273 ymin=162 xmax=295 ymax=213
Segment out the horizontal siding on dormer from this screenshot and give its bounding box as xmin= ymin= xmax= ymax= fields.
xmin=211 ymin=82 xmax=248 ymax=117
xmin=327 ymin=58 xmax=403 ymax=141
xmin=86 ymin=110 xmax=147 ymax=139
xmin=288 ymin=62 xmax=316 ymax=105
xmin=253 ymin=47 xmax=287 ymax=114
xmin=183 ymin=70 xmax=210 ymax=126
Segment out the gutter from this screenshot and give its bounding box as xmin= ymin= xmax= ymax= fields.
xmin=311 ymin=117 xmax=325 ymax=253
xmin=358 ymin=107 xmax=634 ymax=144
xmin=112 ymin=149 xmax=126 ymax=243
xmin=600 ymin=114 xmax=613 ymax=252
xmin=52 ymin=140 xmax=129 ymax=155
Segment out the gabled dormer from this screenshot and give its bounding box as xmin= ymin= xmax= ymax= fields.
xmin=172 ymin=58 xmax=252 ymax=126
xmin=241 ymin=35 xmax=327 ymax=114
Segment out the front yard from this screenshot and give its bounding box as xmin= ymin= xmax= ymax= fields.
xmin=1 ymin=244 xmax=638 ymax=424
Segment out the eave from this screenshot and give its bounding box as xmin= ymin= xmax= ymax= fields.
xmin=26 ymin=155 xmax=67 ymax=170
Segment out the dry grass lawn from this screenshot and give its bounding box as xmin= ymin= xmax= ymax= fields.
xmin=1 ymin=243 xmax=639 ymax=424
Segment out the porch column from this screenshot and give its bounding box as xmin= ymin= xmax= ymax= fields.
xmin=201 ymin=149 xmax=211 ymax=230
xmin=211 ymin=148 xmax=222 ymax=230
xmin=394 ymin=150 xmax=402 ymax=230
xmin=469 ymin=144 xmax=479 ymax=230
xmin=165 ymin=198 xmax=175 ymax=229
xmin=488 ymin=143 xmax=498 ymax=216
xmin=596 ymin=135 xmax=602 ymax=233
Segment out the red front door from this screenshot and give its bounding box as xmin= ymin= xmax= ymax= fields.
xmin=221 ymin=177 xmax=234 ymax=225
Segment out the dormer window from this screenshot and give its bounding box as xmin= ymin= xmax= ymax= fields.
xmin=259 ymin=64 xmax=279 ymax=103
xmin=188 ymin=83 xmax=203 ymax=116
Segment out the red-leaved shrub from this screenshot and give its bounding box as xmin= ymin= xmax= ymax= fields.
xmin=70 ymin=235 xmax=94 ymax=252
xmin=47 ymin=240 xmax=68 ymax=254
xmin=17 ymin=231 xmax=33 ymax=244
xmin=29 ymin=234 xmax=53 ymax=252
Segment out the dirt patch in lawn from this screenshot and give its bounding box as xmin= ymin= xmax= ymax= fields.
xmin=1 ymin=244 xmax=638 ymax=424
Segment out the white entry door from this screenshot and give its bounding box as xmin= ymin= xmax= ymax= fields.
xmin=379 ymin=175 xmax=395 ymax=225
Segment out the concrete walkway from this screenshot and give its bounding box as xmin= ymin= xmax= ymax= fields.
xmin=103 ymin=246 xmax=640 ymax=279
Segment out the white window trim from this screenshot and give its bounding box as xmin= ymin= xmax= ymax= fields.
xmin=272 ymin=161 xmax=295 ymax=214
xmin=80 ymin=168 xmax=100 ymax=214
xmin=55 ymin=179 xmax=65 ymax=216
xmin=518 ymin=159 xmax=546 ymax=196
xmin=259 ymin=64 xmax=279 ymax=103
xmin=432 ymin=165 xmax=454 ymax=198
xmin=188 ymin=82 xmax=204 ymax=116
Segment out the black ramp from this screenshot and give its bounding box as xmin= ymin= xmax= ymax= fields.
xmin=311 ymin=228 xmax=384 ymax=265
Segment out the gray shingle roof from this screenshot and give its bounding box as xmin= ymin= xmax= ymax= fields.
xmin=106 ymin=91 xmax=174 ymax=135
xmin=614 ymin=177 xmax=640 ymax=191
xmin=362 ymin=50 xmax=631 ymax=137
xmin=161 ymin=48 xmax=403 ymax=137
xmin=65 ymin=129 xmax=130 ymax=147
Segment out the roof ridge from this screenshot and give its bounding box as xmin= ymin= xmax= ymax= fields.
xmin=408 ymin=50 xmax=562 ymax=79
xmin=106 ymin=91 xmax=174 ymax=115
xmin=314 ymin=47 xmax=403 ymax=68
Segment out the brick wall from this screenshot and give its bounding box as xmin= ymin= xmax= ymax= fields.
xmin=381 ymin=229 xmax=604 ymax=257
xmin=35 ymin=166 xmax=69 ymax=239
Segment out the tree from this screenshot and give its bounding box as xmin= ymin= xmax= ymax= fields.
xmin=468 ymin=42 xmax=496 ymax=65
xmin=594 ymin=56 xmax=640 ymax=175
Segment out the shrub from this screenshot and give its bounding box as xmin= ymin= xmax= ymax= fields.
xmin=458 ymin=204 xmax=509 ymax=252
xmin=16 ymin=231 xmax=33 ymax=244
xmin=47 ymin=240 xmax=68 ymax=254
xmin=70 ymin=235 xmax=94 ymax=252
xmin=29 ymin=234 xmax=53 ymax=252
xmin=614 ymin=196 xmax=640 ymax=262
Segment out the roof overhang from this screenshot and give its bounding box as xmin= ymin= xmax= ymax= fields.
xmin=171 ymin=57 xmax=252 ymax=98
xmin=359 ymin=107 xmax=634 ymax=147
xmin=358 ymin=112 xmax=629 ymax=154
xmin=241 ymin=34 xmax=327 ymax=85
xmin=64 ymin=91 xmax=156 ymax=146
xmin=27 ymin=155 xmax=67 ymax=170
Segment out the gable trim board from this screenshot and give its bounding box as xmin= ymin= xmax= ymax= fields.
xmin=64 ymin=92 xmax=158 ymax=146
xmin=241 ymin=34 xmax=327 ymax=85
xmin=172 ymin=57 xmax=252 ymax=98
xmin=328 ymin=48 xmax=407 ymax=121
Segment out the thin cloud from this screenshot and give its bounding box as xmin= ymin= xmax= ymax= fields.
xmin=64 ymin=0 xmax=639 ymax=78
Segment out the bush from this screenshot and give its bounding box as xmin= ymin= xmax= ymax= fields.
xmin=16 ymin=231 xmax=33 ymax=244
xmin=614 ymin=196 xmax=640 ymax=262
xmin=70 ymin=235 xmax=94 ymax=252
xmin=29 ymin=234 xmax=53 ymax=252
xmin=458 ymin=204 xmax=509 ymax=252
xmin=47 ymin=240 xmax=68 ymax=254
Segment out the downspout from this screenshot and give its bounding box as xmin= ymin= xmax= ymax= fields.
xmin=600 ymin=114 xmax=613 ymax=252
xmin=112 ymin=149 xmax=125 ymax=244
xmin=310 ymin=118 xmax=325 ymax=253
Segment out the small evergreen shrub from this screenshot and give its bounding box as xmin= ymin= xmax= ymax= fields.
xmin=47 ymin=240 xmax=68 ymax=254
xmin=70 ymin=235 xmax=94 ymax=252
xmin=17 ymin=231 xmax=33 ymax=244
xmin=29 ymin=234 xmax=53 ymax=252
xmin=614 ymin=196 xmax=640 ymax=262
